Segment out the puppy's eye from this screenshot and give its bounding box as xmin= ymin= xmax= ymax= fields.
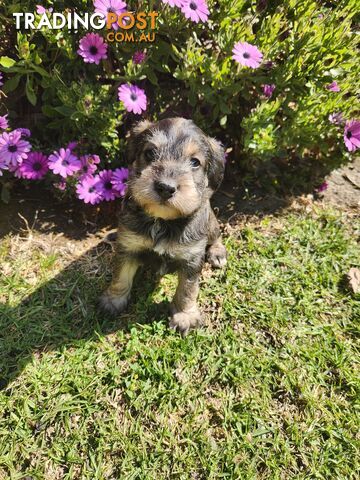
xmin=144 ymin=148 xmax=156 ymax=162
xmin=190 ymin=157 xmax=201 ymax=168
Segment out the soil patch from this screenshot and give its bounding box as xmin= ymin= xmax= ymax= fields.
xmin=319 ymin=157 xmax=360 ymax=209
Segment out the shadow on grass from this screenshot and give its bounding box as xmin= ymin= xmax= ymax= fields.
xmin=0 ymin=187 xmax=121 ymax=241
xmin=0 ymin=241 xmax=169 ymax=391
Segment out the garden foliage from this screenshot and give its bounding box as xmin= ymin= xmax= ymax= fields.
xmin=0 ymin=0 xmax=359 ymax=201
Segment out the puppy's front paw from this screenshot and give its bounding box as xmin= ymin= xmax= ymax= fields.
xmin=207 ymin=241 xmax=227 ymax=268
xmin=99 ymin=290 xmax=129 ymax=314
xmin=169 ymin=308 xmax=202 ymax=336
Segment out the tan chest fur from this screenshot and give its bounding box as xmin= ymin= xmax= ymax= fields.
xmin=118 ymin=227 xmax=206 ymax=261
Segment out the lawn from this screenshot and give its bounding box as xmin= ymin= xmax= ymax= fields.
xmin=0 ymin=205 xmax=359 ymax=479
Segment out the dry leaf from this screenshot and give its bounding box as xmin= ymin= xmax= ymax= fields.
xmin=346 ymin=267 xmax=360 ymax=294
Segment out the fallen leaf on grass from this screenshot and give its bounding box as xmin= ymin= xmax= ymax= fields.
xmin=345 ymin=267 xmax=360 ymax=294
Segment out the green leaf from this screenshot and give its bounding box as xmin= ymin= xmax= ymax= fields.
xmin=219 ymin=100 xmax=231 ymax=114
xmin=144 ymin=68 xmax=158 ymax=85
xmin=0 ymin=56 xmax=16 ymax=68
xmin=42 ymin=105 xmax=59 ymax=117
xmin=3 ymin=74 xmax=21 ymax=94
xmin=25 ymin=76 xmax=37 ymax=106
xmin=54 ymin=105 xmax=75 ymax=116
xmin=220 ymin=115 xmax=227 ymax=127
xmin=188 ymin=90 xmax=197 ymax=107
xmin=1 ymin=66 xmax=33 ymax=74
xmin=30 ymin=63 xmax=50 ymax=77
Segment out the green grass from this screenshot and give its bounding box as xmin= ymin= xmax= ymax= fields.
xmin=0 ymin=207 xmax=359 ymax=479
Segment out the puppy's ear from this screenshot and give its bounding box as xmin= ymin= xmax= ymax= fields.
xmin=207 ymin=137 xmax=225 ymax=192
xmin=126 ymin=120 xmax=153 ymax=164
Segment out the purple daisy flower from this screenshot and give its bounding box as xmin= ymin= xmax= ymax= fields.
xmin=94 ymin=0 xmax=127 ymax=29
xmin=78 ymin=154 xmax=100 ymax=178
xmin=0 ymin=73 xmax=3 ymax=87
xmin=326 ymin=81 xmax=340 ymax=92
xmin=76 ymin=175 xmax=103 ymax=205
xmin=132 ymin=51 xmax=146 ymax=65
xmin=95 ymin=170 xmax=120 ymax=201
xmin=344 ymin=120 xmax=360 ymax=152
xmin=8 ymin=161 xmax=24 ymax=178
xmin=0 ymin=114 xmax=9 ymax=130
xmin=316 ymin=181 xmax=328 ymax=193
xmin=48 ymin=148 xmax=81 ymax=178
xmin=0 ymin=130 xmax=31 ymax=168
xmin=118 ymin=84 xmax=147 ymax=114
xmin=36 ymin=5 xmax=53 ymax=14
xmin=232 ymin=42 xmax=263 ymax=69
xmin=14 ymin=128 xmax=31 ymax=138
xmin=111 ymin=167 xmax=129 ymax=196
xmin=0 ymin=154 xmax=8 ymax=175
xmin=77 ymin=33 xmax=108 ymax=65
xmin=17 ymin=151 xmax=48 ymax=180
xmin=54 ymin=180 xmax=67 ymax=191
xmin=89 ymin=154 xmax=101 ymax=165
xmin=162 ymin=0 xmax=183 ymax=7
xmin=263 ymin=60 xmax=274 ymax=69
xmin=328 ymin=112 xmax=344 ymax=125
xmin=36 ymin=5 xmax=46 ymax=14
xmin=181 ymin=0 xmax=209 ymax=23
xmin=66 ymin=141 xmax=78 ymax=151
xmin=262 ymin=84 xmax=275 ymax=98
xmin=0 ymin=165 xmax=7 ymax=175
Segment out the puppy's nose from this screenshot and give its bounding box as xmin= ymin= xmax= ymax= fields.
xmin=154 ymin=180 xmax=177 ymax=200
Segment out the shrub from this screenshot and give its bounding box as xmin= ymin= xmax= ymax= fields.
xmin=0 ymin=0 xmax=359 ymax=202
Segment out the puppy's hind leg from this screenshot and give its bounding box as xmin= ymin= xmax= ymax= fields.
xmin=206 ymin=209 xmax=227 ymax=269
xmin=100 ymin=256 xmax=140 ymax=314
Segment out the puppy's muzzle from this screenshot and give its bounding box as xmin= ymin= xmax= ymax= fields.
xmin=154 ymin=179 xmax=177 ymax=200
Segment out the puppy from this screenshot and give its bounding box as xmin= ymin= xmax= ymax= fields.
xmin=100 ymin=117 xmax=227 ymax=335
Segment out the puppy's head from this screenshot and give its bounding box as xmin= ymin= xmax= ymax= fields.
xmin=126 ymin=118 xmax=225 ymax=220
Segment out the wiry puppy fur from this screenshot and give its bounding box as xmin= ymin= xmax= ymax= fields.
xmin=100 ymin=117 xmax=227 ymax=335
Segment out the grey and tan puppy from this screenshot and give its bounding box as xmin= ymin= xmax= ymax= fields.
xmin=100 ymin=117 xmax=227 ymax=335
